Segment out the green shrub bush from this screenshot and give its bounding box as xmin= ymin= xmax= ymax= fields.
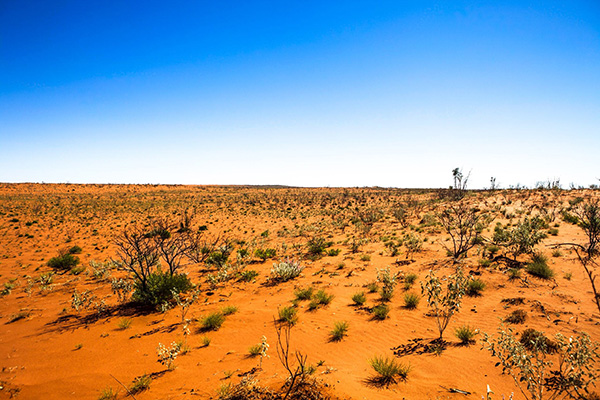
xmin=47 ymin=253 xmax=80 ymax=271
xmin=132 ymin=271 xmax=193 ymax=307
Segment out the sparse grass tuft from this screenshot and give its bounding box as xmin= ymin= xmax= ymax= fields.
xmin=366 ymin=281 xmax=379 ymax=293
xmin=371 ymin=304 xmax=390 ymax=320
xmin=294 ymin=286 xmax=314 ymax=301
xmin=526 ymin=254 xmax=554 ymax=280
xmin=201 ymin=312 xmax=225 ymax=331
xmin=278 ymin=306 xmax=298 ymax=325
xmin=330 ymin=321 xmax=349 ymax=341
xmin=403 ymin=293 xmax=420 ymax=309
xmin=368 ymin=355 xmax=410 ymax=386
xmin=117 ymin=318 xmax=132 ymax=330
xmin=129 ymin=375 xmax=151 ymax=394
xmin=248 ymin=343 xmax=262 ymax=356
xmin=466 ymin=278 xmax=486 ymax=296
xmin=200 ymin=335 xmax=211 ymax=347
xmin=98 ymin=387 xmax=118 ymax=400
xmin=351 ymin=291 xmax=367 ymax=306
xmin=221 ymin=305 xmax=238 ymax=316
xmin=403 ymin=273 xmax=418 ymax=290
xmin=455 ymin=325 xmax=478 ymax=345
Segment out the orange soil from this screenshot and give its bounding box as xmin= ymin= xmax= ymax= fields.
xmin=0 ymin=183 xmax=598 ymax=399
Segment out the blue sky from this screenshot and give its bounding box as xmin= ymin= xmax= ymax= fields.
xmin=1 ymin=1 xmax=599 ymax=188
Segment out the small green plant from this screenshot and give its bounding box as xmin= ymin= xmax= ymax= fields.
xmin=129 ymin=375 xmax=151 ymax=394
xmin=368 ymin=355 xmax=410 ymax=387
xmin=278 ymin=306 xmax=298 ymax=325
xmin=360 ymin=254 xmax=371 ymax=262
xmin=371 ymin=304 xmax=390 ymax=320
xmin=117 ymin=318 xmax=132 ymax=330
xmin=466 ymin=278 xmax=486 ymax=296
xmin=455 ymin=325 xmax=478 ymax=345
xmin=254 ymin=248 xmax=277 ymax=262
xmin=307 ymin=236 xmax=328 ymax=258
xmin=200 ymin=335 xmax=211 ymax=347
xmin=68 ymin=245 xmax=83 ymax=254
xmin=294 ymin=286 xmax=314 ymax=301
xmin=313 ymin=289 xmax=334 ymax=306
xmin=366 ymin=281 xmax=379 ymax=293
xmin=221 ymin=305 xmax=238 ymax=316
xmin=239 ymin=270 xmax=259 ymax=282
xmin=508 ymin=268 xmax=522 ymax=281
xmin=97 ymin=387 xmax=118 ymax=400
xmin=564 ymin=272 xmax=573 ymax=280
xmin=330 ymin=321 xmax=349 ymax=342
xmin=526 ymin=253 xmax=554 ymax=280
xmin=132 ymin=270 xmax=193 ymax=308
xmin=352 ymin=291 xmax=367 ymax=306
xmin=327 ymin=248 xmax=341 ymax=256
xmin=201 ymin=311 xmax=225 ymax=331
xmin=403 ymin=292 xmax=420 ymax=309
xmin=248 ymin=343 xmax=262 ymax=356
xmin=403 ymin=273 xmax=418 ymax=290
xmin=552 ymin=249 xmax=563 ymax=258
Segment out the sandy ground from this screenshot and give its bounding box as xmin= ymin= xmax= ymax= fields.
xmin=0 ymin=183 xmax=598 ymax=399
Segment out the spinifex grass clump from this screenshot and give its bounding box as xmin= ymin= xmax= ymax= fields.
xmin=201 ymin=311 xmax=225 ymax=331
xmin=368 ymin=355 xmax=410 ymax=387
xmin=330 ymin=321 xmax=349 ymax=341
xmin=278 ymin=306 xmax=298 ymax=325
xmin=308 ymin=289 xmax=334 ymax=310
xmin=466 ymin=278 xmax=486 ymax=296
xmin=403 ymin=292 xmax=420 ymax=309
xmin=351 ymin=291 xmax=367 ymax=306
xmin=526 ymin=253 xmax=554 ymax=280
xmin=455 ymin=325 xmax=478 ymax=345
xmin=371 ymin=304 xmax=390 ymax=320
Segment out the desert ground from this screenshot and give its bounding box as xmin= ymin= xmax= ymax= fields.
xmin=0 ymin=183 xmax=598 ymax=400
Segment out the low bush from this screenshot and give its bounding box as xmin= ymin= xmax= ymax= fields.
xmin=238 ymin=270 xmax=259 ymax=282
xmin=47 ymin=253 xmax=80 ymax=271
xmin=132 ymin=271 xmax=193 ymax=308
xmin=270 ymin=259 xmax=304 ymax=282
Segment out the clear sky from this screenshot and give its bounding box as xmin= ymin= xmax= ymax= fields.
xmin=1 ymin=1 xmax=599 ymax=188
